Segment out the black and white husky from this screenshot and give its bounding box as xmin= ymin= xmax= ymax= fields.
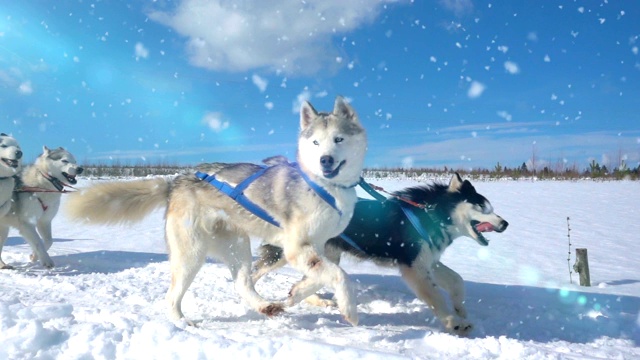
xmin=253 ymin=173 xmax=508 ymax=336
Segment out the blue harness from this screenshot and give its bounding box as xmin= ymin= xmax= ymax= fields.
xmin=196 ymin=164 xmax=434 ymax=251
xmin=195 ymin=162 xmax=364 ymax=252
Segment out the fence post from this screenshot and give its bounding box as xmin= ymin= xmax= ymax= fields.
xmin=572 ymin=248 xmax=591 ymax=286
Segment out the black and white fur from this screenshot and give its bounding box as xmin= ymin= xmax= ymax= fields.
xmin=253 ymin=173 xmax=508 ymax=336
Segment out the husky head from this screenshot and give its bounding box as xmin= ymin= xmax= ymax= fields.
xmin=446 ymin=173 xmax=508 ymax=246
xmin=297 ymin=96 xmax=367 ymax=187
xmin=0 ymin=133 xmax=23 ymax=177
xmin=37 ymin=146 xmax=84 ymax=185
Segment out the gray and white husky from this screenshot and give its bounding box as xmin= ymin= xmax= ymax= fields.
xmin=64 ymin=96 xmax=368 ymax=325
xmin=253 ymin=174 xmax=508 ymax=336
xmin=0 ymin=133 xmax=23 ymax=218
xmin=0 ymin=146 xmax=83 ymax=269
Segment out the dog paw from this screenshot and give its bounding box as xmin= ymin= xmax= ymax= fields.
xmin=260 ymin=303 xmax=285 ymax=317
xmin=40 ymin=256 xmax=55 ymax=269
xmin=444 ymin=316 xmax=473 ymax=337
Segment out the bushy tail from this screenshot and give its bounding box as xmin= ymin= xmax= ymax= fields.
xmin=65 ymin=177 xmax=171 ymax=225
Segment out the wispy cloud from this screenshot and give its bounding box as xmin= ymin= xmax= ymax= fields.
xmin=202 ymin=112 xmax=230 ymax=133
xmin=379 ymin=131 xmax=640 ymax=169
xmin=439 ymin=0 xmax=474 ymax=17
xmin=148 ymin=0 xmax=394 ymax=75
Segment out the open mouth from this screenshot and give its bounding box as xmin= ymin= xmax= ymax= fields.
xmin=1 ymin=158 xmax=19 ymax=169
xmin=62 ymin=172 xmax=78 ymax=185
xmin=322 ymin=160 xmax=346 ymax=179
xmin=470 ymin=220 xmax=494 ymax=246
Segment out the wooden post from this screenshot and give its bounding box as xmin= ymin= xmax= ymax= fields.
xmin=572 ymin=248 xmax=591 ymax=286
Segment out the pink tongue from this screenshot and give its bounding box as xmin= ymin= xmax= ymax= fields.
xmin=475 ymin=222 xmax=495 ymax=232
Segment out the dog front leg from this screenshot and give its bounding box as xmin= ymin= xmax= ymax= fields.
xmin=36 ymin=220 xmax=54 ymax=251
xmin=399 ymin=264 xmax=472 ymax=336
xmin=0 ymin=225 xmax=13 ymax=269
xmin=284 ymin=241 xmax=358 ymax=326
xmin=17 ymin=222 xmax=54 ymax=268
xmin=432 ymin=262 xmax=467 ymax=318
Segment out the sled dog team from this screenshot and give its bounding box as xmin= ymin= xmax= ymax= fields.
xmin=1 ymin=97 xmax=508 ymax=336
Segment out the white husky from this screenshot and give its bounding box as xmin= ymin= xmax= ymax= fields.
xmin=65 ymin=96 xmax=368 ymax=325
xmin=0 ymin=146 xmax=83 ymax=269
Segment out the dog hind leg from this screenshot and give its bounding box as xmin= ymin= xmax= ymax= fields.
xmin=165 ymin=215 xmax=207 ymax=325
xmin=218 ymin=235 xmax=284 ymax=317
xmin=251 ymin=244 xmax=287 ymax=284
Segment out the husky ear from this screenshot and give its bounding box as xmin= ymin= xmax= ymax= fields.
xmin=448 ymin=172 xmax=464 ymax=192
xmin=333 ymin=96 xmax=358 ymax=123
xmin=462 ymin=179 xmax=476 ymax=192
xmin=43 ymin=145 xmax=50 ymax=154
xmin=0 ymin=133 xmax=7 ymax=137
xmin=300 ymin=101 xmax=318 ymax=130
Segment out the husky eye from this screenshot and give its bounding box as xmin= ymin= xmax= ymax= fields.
xmin=334 ymin=137 xmax=343 ymax=143
xmin=482 ymin=203 xmax=494 ymax=214
xmin=61 ymin=160 xmax=69 ymax=164
xmin=312 ymin=140 xmax=319 ymax=146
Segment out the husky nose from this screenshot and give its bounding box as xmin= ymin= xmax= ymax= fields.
xmin=16 ymin=150 xmax=23 ymax=159
xmin=320 ymin=155 xmax=334 ymax=170
xmin=497 ymin=220 xmax=509 ymax=232
xmin=77 ymin=166 xmax=84 ymax=175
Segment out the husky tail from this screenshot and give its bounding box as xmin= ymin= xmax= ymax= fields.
xmin=65 ymin=177 xmax=170 ymax=225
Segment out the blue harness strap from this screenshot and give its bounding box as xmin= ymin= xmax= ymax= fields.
xmin=195 ymin=169 xmax=281 ymax=227
xmin=399 ymin=204 xmax=435 ymax=250
xmin=291 ymin=162 xmax=342 ymax=216
xmin=196 ymin=163 xmax=367 ymax=253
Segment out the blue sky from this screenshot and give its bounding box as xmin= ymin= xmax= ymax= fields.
xmin=1 ymin=0 xmax=639 ymax=170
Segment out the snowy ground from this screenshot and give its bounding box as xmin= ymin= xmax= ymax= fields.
xmin=1 ymin=176 xmax=639 ymax=359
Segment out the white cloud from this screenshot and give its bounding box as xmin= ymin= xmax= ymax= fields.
xmin=439 ymin=0 xmax=474 ymax=16
xmin=148 ymin=0 xmax=393 ymax=75
xmin=202 ymin=112 xmax=229 ymax=133
xmin=18 ymin=81 xmax=33 ymax=95
xmin=497 ymin=110 xmax=513 ymax=121
xmin=504 ymin=61 xmax=520 ymax=74
xmin=135 ymin=42 xmax=149 ymax=59
xmin=252 ymin=74 xmax=268 ymax=92
xmin=467 ymin=81 xmax=486 ymax=99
